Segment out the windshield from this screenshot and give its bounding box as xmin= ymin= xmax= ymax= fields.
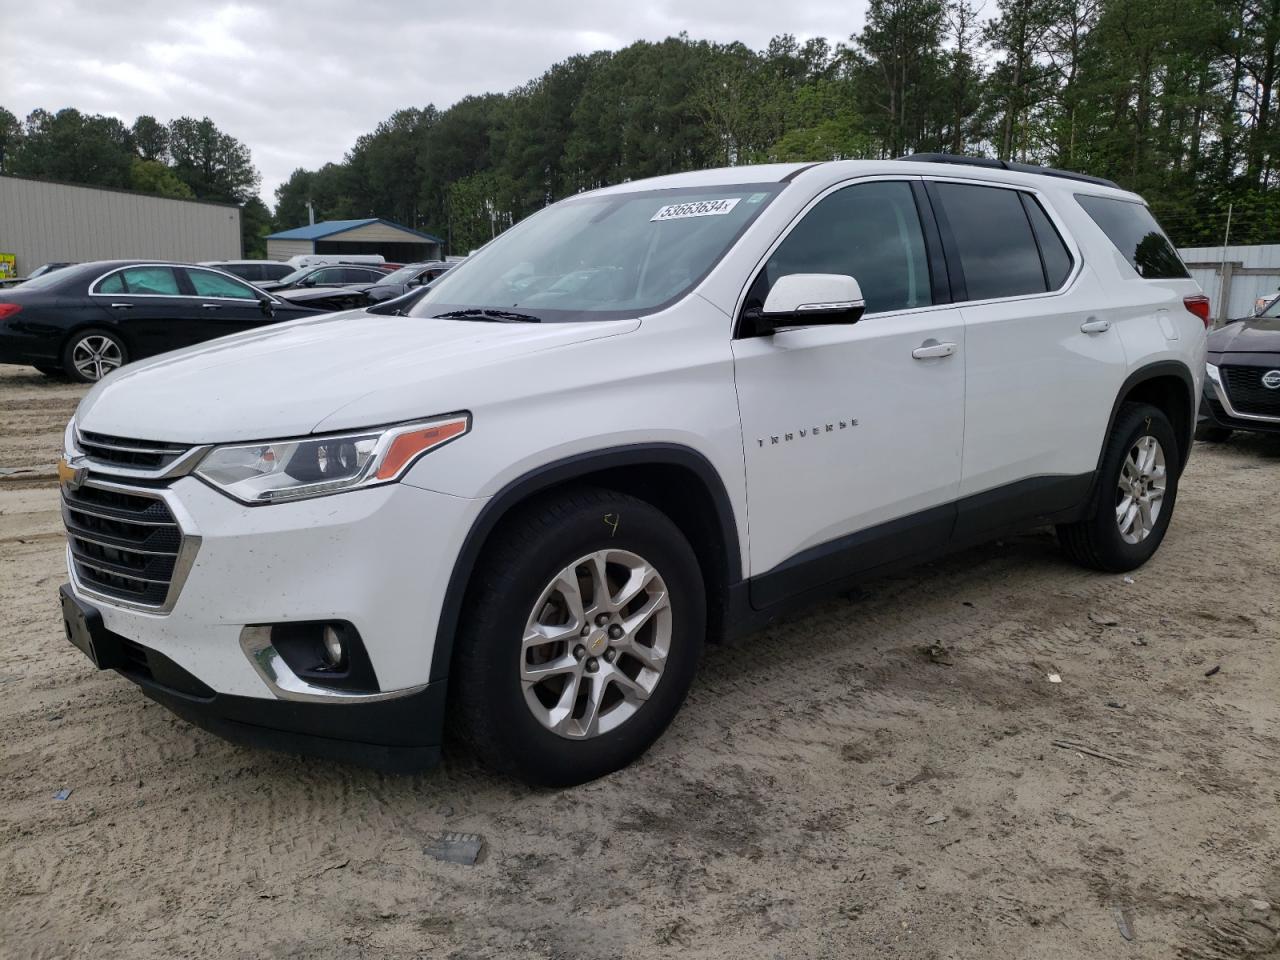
xmin=409 ymin=184 xmax=783 ymax=322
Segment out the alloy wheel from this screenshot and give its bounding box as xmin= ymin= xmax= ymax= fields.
xmin=1115 ymin=435 xmax=1167 ymax=545
xmin=520 ymin=549 xmax=672 ymax=740
xmin=71 ymin=335 xmax=123 ymax=381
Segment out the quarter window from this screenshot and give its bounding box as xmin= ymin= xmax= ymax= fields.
xmin=187 ymin=269 xmax=259 ymax=300
xmin=1075 ymin=194 xmax=1188 ymax=280
xmin=1021 ymin=195 xmax=1074 ymax=289
xmin=97 ymin=272 xmax=125 ymax=294
xmin=932 ymin=183 xmax=1046 ymax=300
xmin=747 ymin=180 xmax=932 ymax=316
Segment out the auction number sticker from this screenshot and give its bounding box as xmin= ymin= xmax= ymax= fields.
xmin=651 ymin=198 xmax=741 ymax=221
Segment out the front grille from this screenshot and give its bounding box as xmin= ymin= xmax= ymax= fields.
xmin=62 ymin=483 xmax=186 ymax=608
xmin=77 ymin=431 xmax=191 ymax=471
xmin=1222 ymin=366 xmax=1280 ymax=417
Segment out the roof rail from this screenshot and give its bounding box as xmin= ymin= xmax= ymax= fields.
xmin=897 ymin=153 xmax=1120 ymax=189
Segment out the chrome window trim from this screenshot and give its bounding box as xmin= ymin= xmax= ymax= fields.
xmin=63 ymin=477 xmax=202 ymax=616
xmin=87 ymin=263 xmax=281 ymax=305
xmin=1206 ymin=362 xmax=1280 ymax=424
xmin=239 ymin=626 xmax=429 ymax=703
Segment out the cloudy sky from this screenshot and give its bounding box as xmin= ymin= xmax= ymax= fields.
xmin=3 ymin=0 xmax=869 ymax=207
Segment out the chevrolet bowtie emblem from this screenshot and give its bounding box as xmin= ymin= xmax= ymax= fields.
xmin=57 ymin=458 xmax=88 ymax=493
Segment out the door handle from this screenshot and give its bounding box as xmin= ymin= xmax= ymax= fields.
xmin=109 ymin=302 xmax=133 ymax=309
xmin=1080 ymin=318 xmax=1111 ymax=334
xmin=912 ymin=341 xmax=956 ymax=360
xmin=200 ymin=303 xmax=221 ymax=310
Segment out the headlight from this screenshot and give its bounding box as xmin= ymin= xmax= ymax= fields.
xmin=194 ymin=413 xmax=469 ymax=505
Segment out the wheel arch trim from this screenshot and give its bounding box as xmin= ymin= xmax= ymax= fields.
xmin=427 ymin=442 xmax=742 ymax=682
xmin=1101 ymin=360 xmax=1196 ymax=474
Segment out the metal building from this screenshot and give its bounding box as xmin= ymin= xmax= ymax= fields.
xmin=1179 ymin=243 xmax=1280 ymax=322
xmin=266 ymin=218 xmax=443 ymax=263
xmin=0 ymin=174 xmax=241 ymax=277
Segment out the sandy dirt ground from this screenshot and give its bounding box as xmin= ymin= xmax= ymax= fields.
xmin=2 ymin=362 xmax=1279 ymax=960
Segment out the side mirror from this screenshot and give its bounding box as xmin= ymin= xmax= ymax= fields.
xmin=759 ymin=274 xmax=865 ymax=330
xmin=258 ymin=294 xmax=276 ymax=317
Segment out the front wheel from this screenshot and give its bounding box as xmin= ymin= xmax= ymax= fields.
xmin=451 ymin=487 xmax=705 ymax=786
xmin=1057 ymin=402 xmax=1180 ymax=572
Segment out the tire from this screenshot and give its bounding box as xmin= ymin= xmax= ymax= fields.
xmin=451 ymin=486 xmax=706 ymax=786
xmin=62 ymin=329 xmax=127 ymax=383
xmin=1057 ymin=402 xmax=1180 ymax=573
xmin=1195 ymin=423 xmax=1233 ymax=443
xmin=33 ymin=364 xmax=66 ymax=378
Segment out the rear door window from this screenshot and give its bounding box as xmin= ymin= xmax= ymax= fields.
xmin=106 ymin=266 xmax=181 ymax=296
xmin=932 ymin=183 xmax=1046 ymax=300
xmin=1074 ymin=194 xmax=1188 ymax=279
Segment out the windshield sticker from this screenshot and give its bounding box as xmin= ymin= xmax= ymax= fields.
xmin=747 ymin=192 xmax=768 ymax=204
xmin=651 ymin=198 xmax=742 ymax=222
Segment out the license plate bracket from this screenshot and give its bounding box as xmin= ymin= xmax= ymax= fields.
xmin=59 ymin=585 xmax=117 ymax=670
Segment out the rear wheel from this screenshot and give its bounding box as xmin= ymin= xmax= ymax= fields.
xmin=451 ymin=487 xmax=705 ymax=786
xmin=1057 ymin=402 xmax=1180 ymax=572
xmin=1195 ymin=423 xmax=1233 ymax=442
xmin=62 ymin=329 xmax=127 ymax=383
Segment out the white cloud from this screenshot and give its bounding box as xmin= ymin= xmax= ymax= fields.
xmin=3 ymin=0 xmax=874 ymax=205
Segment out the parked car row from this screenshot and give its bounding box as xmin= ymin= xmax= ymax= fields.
xmin=0 ymin=258 xmax=458 ymax=381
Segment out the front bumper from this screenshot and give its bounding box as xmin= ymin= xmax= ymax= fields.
xmin=61 ymin=584 xmax=446 ymax=771
xmin=61 ymin=473 xmax=484 ymax=767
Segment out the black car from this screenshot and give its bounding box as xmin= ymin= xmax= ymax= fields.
xmin=0 ymin=261 xmax=323 ymax=382
xmin=201 ymin=260 xmax=297 ymax=284
xmin=257 ymin=263 xmax=393 ymax=293
xmin=363 ymin=261 xmax=457 ymax=304
xmin=1198 ymin=298 xmax=1280 ymax=441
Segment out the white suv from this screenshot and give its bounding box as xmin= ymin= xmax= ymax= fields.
xmin=57 ymin=157 xmax=1208 ymax=786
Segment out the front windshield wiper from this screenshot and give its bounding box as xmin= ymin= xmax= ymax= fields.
xmin=433 ymin=308 xmax=542 ymax=323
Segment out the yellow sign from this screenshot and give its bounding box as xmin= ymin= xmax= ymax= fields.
xmin=0 ymin=254 xmax=14 ymax=279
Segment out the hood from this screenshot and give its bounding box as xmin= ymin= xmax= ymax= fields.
xmin=76 ymin=310 xmax=639 ymax=442
xmin=1207 ymin=315 xmax=1280 ymax=355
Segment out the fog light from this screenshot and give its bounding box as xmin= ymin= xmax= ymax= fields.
xmin=322 ymin=625 xmax=346 ymax=668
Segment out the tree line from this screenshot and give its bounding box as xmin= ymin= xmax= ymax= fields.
xmin=0 ymin=106 xmax=270 ymax=255
xmin=4 ymin=0 xmax=1278 ymax=257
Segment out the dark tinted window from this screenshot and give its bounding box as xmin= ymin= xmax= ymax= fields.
xmin=345 ymin=267 xmax=382 ymax=283
xmin=749 ymin=180 xmax=931 ymax=315
xmin=1075 ymin=194 xmax=1188 ymax=279
xmin=310 ymin=268 xmax=344 ymax=284
xmin=262 ymin=263 xmax=293 ymax=281
xmin=934 ymin=183 xmax=1046 ymax=300
xmin=1021 ymin=195 xmax=1073 ymax=289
